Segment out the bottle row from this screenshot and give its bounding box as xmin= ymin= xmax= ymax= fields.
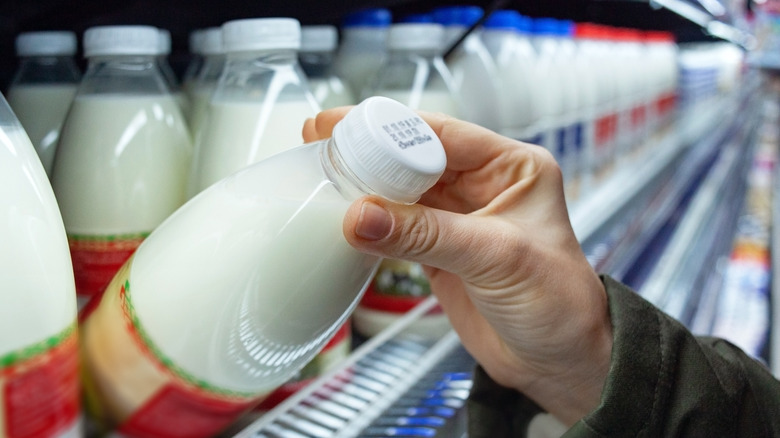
xmin=1 ymin=7 xmax=747 ymax=437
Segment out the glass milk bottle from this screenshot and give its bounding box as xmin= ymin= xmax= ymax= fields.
xmin=157 ymin=28 xmax=189 ymax=112
xmin=51 ymin=25 xmax=192 ymax=305
xmin=80 ymin=96 xmax=446 ymax=438
xmin=187 ymin=18 xmax=320 ymax=198
xmin=182 ymin=28 xmax=205 ymax=98
xmin=0 ymin=93 xmax=80 ymax=438
xmin=432 ymin=5 xmax=502 ymax=131
xmin=365 ymin=22 xmax=461 ymax=116
xmin=481 ymin=11 xmax=539 ymax=142
xmin=6 ymin=31 xmax=80 ymax=177
xmin=299 ymin=25 xmax=356 ymax=109
xmin=186 ymin=27 xmax=224 ymax=136
xmin=333 ymin=8 xmax=392 ymax=98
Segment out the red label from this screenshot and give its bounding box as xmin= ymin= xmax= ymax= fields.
xmin=69 ymin=234 xmax=146 ymax=299
xmin=118 ymin=384 xmax=258 ymax=438
xmin=2 ymin=330 xmax=79 ymax=438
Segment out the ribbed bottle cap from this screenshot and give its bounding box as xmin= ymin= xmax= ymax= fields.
xmin=333 ymin=96 xmax=446 ymax=203
xmin=432 ymin=6 xmax=484 ymax=27
xmin=222 ymin=18 xmax=300 ymax=53
xmin=16 ymin=31 xmax=77 ymax=56
xmin=342 ymin=9 xmax=392 ymax=27
xmin=388 ymin=23 xmax=444 ymax=51
xmin=83 ymin=25 xmax=160 ymax=57
xmin=301 ymin=25 xmax=338 ymax=52
xmin=201 ymin=27 xmax=223 ymax=55
xmin=158 ymin=28 xmax=172 ymax=55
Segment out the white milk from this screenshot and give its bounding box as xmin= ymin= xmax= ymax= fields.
xmin=188 ymin=99 xmax=317 ymax=195
xmin=131 ymin=174 xmax=373 ymax=392
xmin=0 ymin=121 xmax=80 ymax=438
xmin=0 ymin=125 xmax=75 ymax=353
xmin=52 ymin=94 xmax=191 ymax=235
xmin=375 ymin=89 xmax=460 ymax=116
xmin=7 ymin=84 xmax=77 ymax=176
xmin=444 ymin=32 xmax=501 ymax=131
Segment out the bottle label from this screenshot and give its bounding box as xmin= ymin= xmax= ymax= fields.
xmin=68 ymin=233 xmax=148 ymax=299
xmin=0 ymin=323 xmax=80 ymax=438
xmin=81 ymin=260 xmax=264 ymax=438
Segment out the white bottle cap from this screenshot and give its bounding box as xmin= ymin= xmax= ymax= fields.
xmin=158 ymin=28 xmax=172 ymax=55
xmin=333 ymin=96 xmax=446 ymax=203
xmin=16 ymin=31 xmax=77 ymax=56
xmin=201 ymin=27 xmax=223 ymax=55
xmin=222 ymin=18 xmax=300 ymax=53
xmin=301 ymin=25 xmax=338 ymax=52
xmin=387 ymin=23 xmax=444 ymax=51
xmin=83 ymin=25 xmax=160 ymax=57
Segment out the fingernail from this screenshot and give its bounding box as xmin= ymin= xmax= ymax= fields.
xmin=356 ymin=202 xmax=392 ymax=241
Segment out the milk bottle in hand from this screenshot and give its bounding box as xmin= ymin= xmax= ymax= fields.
xmin=7 ymin=31 xmax=80 ymax=177
xmin=0 ymin=93 xmax=80 ymax=438
xmin=79 ymin=96 xmax=446 ymax=438
xmin=51 ymin=26 xmax=192 ymax=305
xmin=187 ymin=18 xmax=320 ymax=198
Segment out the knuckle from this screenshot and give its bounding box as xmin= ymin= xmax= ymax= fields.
xmin=396 ymin=208 xmax=440 ymax=258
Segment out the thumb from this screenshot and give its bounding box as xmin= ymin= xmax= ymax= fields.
xmin=343 ymin=196 xmax=516 ymax=282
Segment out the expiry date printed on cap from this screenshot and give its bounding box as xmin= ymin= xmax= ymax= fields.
xmin=382 ymin=117 xmax=433 ymax=149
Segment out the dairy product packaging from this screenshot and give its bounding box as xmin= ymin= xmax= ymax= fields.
xmin=300 ymin=25 xmax=356 ymax=109
xmin=187 ymin=18 xmax=320 ymax=198
xmin=157 ymin=28 xmax=189 ymax=112
xmin=7 ymin=31 xmax=81 ymax=177
xmin=0 ymin=92 xmax=81 ymax=438
xmin=333 ymin=8 xmax=392 ymax=98
xmin=79 ymin=96 xmax=446 ymax=438
xmin=432 ymin=5 xmax=502 ymax=131
xmin=481 ymin=10 xmax=540 ymax=141
xmin=185 ymin=27 xmax=224 ymax=136
xmin=365 ymin=22 xmax=461 ymax=117
xmin=51 ymin=25 xmax=192 ymax=305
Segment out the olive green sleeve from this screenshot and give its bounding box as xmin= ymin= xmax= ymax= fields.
xmin=467 ymin=275 xmax=780 ymax=437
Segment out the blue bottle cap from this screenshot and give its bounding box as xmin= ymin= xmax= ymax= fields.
xmin=342 ymin=8 xmax=393 ymax=27
xmin=558 ymin=20 xmax=575 ymax=36
xmin=515 ymin=15 xmax=533 ymax=33
xmin=400 ymin=13 xmax=434 ymax=23
xmin=532 ymin=17 xmax=560 ymax=35
xmin=432 ymin=6 xmax=484 ymax=27
xmin=483 ymin=10 xmax=520 ymax=30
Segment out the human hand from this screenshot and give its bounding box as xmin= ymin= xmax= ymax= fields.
xmin=303 ymin=108 xmax=612 ymax=425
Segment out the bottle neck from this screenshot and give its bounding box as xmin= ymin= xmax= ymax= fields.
xmin=12 ymin=55 xmax=81 ymax=85
xmin=216 ymin=50 xmax=310 ymax=102
xmin=299 ymin=51 xmax=335 ymax=78
xmin=321 ymin=137 xmax=376 ymax=201
xmin=81 ymin=55 xmax=170 ymax=96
